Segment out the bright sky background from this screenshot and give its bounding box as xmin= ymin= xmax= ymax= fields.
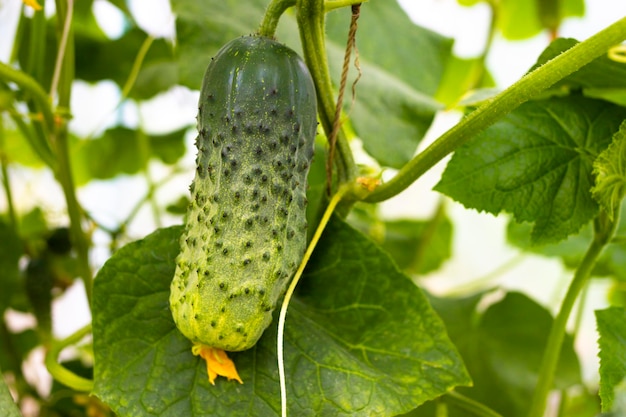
xmin=1 ymin=0 xmax=626 ymax=395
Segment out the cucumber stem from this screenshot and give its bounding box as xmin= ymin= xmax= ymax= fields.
xmin=258 ymin=0 xmax=296 ymax=38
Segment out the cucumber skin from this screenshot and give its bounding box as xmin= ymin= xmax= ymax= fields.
xmin=169 ymin=35 xmax=317 ymax=352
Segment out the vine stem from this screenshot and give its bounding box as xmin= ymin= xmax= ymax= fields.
xmin=52 ymin=0 xmax=94 ymax=306
xmin=296 ymin=0 xmax=357 ymax=187
xmin=258 ymin=0 xmax=296 ymax=38
xmin=277 ymin=185 xmax=350 ymax=417
xmin=44 ymin=324 xmax=93 ymax=392
xmin=362 ymin=15 xmax=626 ymax=203
xmin=527 ymin=210 xmax=620 ymax=417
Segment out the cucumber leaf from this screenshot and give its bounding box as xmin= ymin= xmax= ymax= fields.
xmin=93 ymin=218 xmax=469 ymax=416
xmin=596 ymin=307 xmax=626 ymax=413
xmin=435 ymin=96 xmax=626 ymax=245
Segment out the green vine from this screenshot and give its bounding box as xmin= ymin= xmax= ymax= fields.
xmin=527 ymin=209 xmax=621 ymax=416
xmin=44 ymin=324 xmax=94 ymax=392
xmin=258 ymin=0 xmax=296 ymax=38
xmin=360 ymin=16 xmax=626 ymax=204
xmin=51 ymin=0 xmax=94 ymax=306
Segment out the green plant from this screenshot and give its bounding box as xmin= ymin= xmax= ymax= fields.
xmin=1 ymin=0 xmax=626 ymax=416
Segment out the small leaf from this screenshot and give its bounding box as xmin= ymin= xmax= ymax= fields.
xmin=435 ymin=96 xmax=626 ymax=244
xmin=596 ymin=307 xmax=626 ymax=412
xmin=592 ymin=120 xmax=626 ymax=220
xmin=93 ymin=219 xmax=469 ymax=416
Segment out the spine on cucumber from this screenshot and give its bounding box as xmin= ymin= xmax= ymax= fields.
xmin=170 ymin=35 xmax=317 ymax=352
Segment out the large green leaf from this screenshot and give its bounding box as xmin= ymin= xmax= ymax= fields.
xmin=417 ymin=291 xmax=582 ymax=417
xmin=93 ymin=219 xmax=469 ymax=416
xmin=173 ymin=0 xmax=451 ymax=169
xmin=596 ymin=307 xmax=626 ymax=413
xmin=435 ymin=96 xmax=626 ymax=244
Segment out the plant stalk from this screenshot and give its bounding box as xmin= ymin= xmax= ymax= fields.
xmin=52 ymin=0 xmax=94 ymax=306
xmin=296 ymin=0 xmax=357 ymax=188
xmin=258 ymin=0 xmax=296 ymax=38
xmin=44 ymin=324 xmax=94 ymax=392
xmin=362 ymin=16 xmax=626 ymax=203
xmin=527 ymin=210 xmax=620 ymax=416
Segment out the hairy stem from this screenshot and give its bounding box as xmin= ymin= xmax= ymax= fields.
xmin=296 ymin=0 xmax=357 ymax=187
xmin=258 ymin=0 xmax=296 ymax=38
xmin=527 ymin=210 xmax=620 ymax=416
xmin=362 ymin=16 xmax=626 ymax=203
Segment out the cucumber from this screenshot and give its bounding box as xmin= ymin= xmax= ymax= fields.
xmin=169 ymin=35 xmax=317 ymax=352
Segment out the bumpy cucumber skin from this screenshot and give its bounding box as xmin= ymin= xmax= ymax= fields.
xmin=170 ymin=35 xmax=317 ymax=352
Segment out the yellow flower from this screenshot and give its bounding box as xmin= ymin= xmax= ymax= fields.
xmin=192 ymin=343 xmax=243 ymax=385
xmin=23 ymin=0 xmax=43 ymax=11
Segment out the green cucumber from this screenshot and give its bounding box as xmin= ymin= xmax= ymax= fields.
xmin=169 ymin=35 xmax=317 ymax=352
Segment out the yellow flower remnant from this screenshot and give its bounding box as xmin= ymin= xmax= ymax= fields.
xmin=191 ymin=343 xmax=243 ymax=385
xmin=23 ymin=0 xmax=43 ymax=11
